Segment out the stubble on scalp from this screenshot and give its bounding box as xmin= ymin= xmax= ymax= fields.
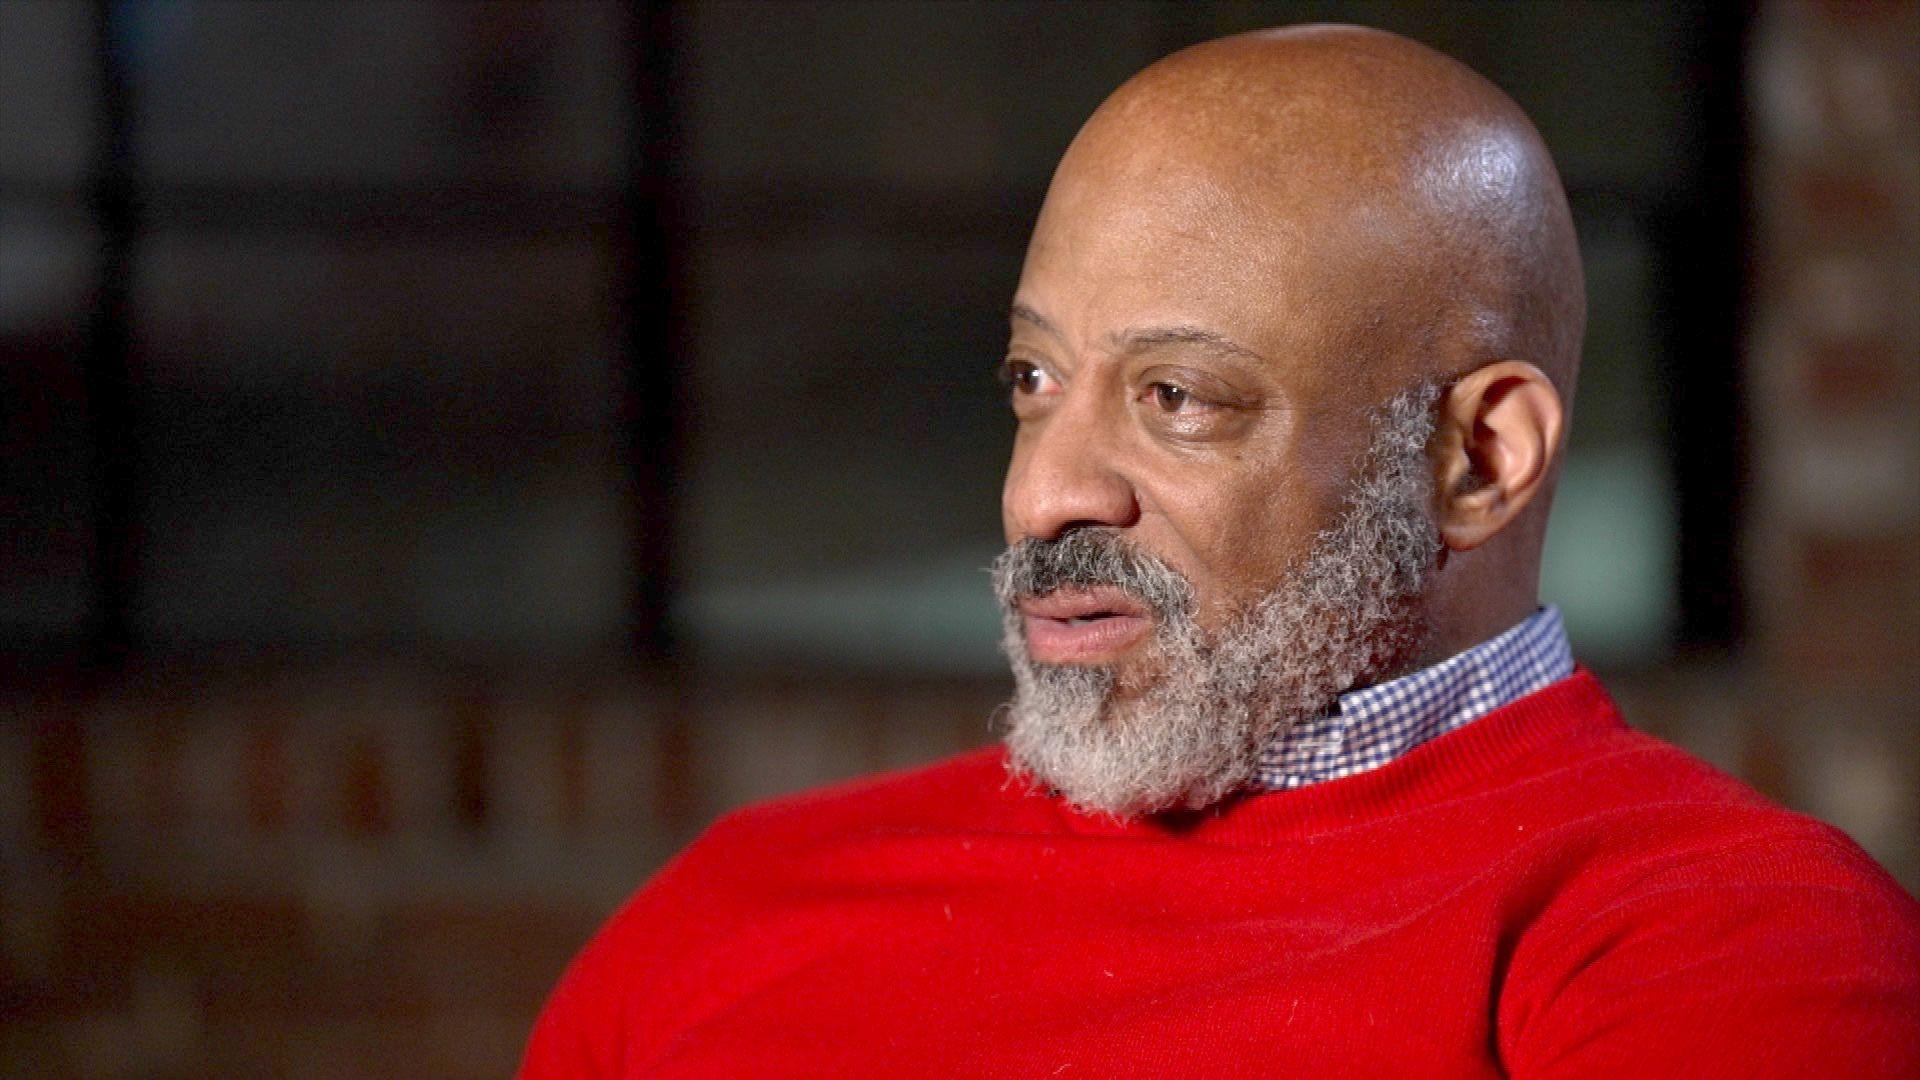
xmin=993 ymin=380 xmax=1444 ymax=819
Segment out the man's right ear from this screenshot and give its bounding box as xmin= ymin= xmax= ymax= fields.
xmin=1430 ymin=362 xmax=1564 ymax=552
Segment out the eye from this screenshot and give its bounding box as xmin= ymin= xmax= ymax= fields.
xmin=1135 ymin=369 xmax=1252 ymax=439
xmin=1147 ymin=381 xmax=1202 ymax=413
xmin=998 ymin=358 xmax=1056 ymax=397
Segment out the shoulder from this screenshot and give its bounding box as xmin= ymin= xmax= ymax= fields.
xmin=1492 ymin=685 xmax=1920 ymax=1073
xmin=1510 ymin=696 xmax=1917 ymax=951
xmin=604 ymin=744 xmax=1020 ymax=934
xmin=520 ymin=745 xmax=1020 ymax=1076
xmin=1559 ymin=717 xmax=1904 ymax=890
xmin=587 ymin=743 xmax=1022 ymax=946
xmin=1481 ymin=676 xmax=1878 ymax=863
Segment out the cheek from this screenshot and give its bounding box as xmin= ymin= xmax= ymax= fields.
xmin=998 ymin=433 xmax=1032 ymax=543
xmin=1172 ymin=462 xmax=1350 ymax=622
xmin=998 ymin=474 xmax=1018 ymax=544
xmin=1195 ymin=503 xmax=1313 ymax=616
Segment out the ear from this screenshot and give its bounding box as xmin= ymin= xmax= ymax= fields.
xmin=1430 ymin=362 xmax=1565 ymax=552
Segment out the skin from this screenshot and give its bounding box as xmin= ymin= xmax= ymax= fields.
xmin=1001 ymin=25 xmax=1585 ymax=676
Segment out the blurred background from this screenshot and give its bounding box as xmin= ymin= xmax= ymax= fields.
xmin=1 ymin=0 xmax=1914 ymax=1075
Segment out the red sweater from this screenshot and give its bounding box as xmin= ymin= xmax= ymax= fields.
xmin=522 ymin=673 xmax=1920 ymax=1077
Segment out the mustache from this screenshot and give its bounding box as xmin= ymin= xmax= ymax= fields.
xmin=991 ymin=530 xmax=1195 ymax=621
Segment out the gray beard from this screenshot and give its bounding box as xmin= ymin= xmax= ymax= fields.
xmin=992 ymin=380 xmax=1443 ymax=819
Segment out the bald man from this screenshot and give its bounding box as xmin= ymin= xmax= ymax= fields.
xmin=523 ymin=27 xmax=1920 ymax=1076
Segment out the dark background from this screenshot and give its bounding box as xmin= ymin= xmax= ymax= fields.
xmin=2 ymin=1 xmax=1913 ymax=1075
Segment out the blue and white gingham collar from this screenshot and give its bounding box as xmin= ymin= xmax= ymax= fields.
xmin=1255 ymin=606 xmax=1574 ymax=791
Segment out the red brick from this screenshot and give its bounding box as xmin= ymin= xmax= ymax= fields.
xmin=340 ymin=732 xmax=393 ymax=838
xmin=1795 ymin=529 xmax=1920 ymax=593
xmin=382 ymin=900 xmax=602 ymax=1016
xmin=28 ymin=710 xmax=91 ymax=864
xmin=1801 ymin=337 xmax=1908 ymax=411
xmin=1739 ymin=714 xmax=1794 ymax=805
xmin=448 ymin=690 xmax=492 ymax=832
xmin=1806 ymin=0 xmax=1919 ymax=29
xmin=1791 ymin=164 xmax=1904 ymax=235
xmin=1765 ymin=595 xmax=1920 ymax=684
xmin=243 ymin=717 xmax=291 ymax=835
xmin=557 ymin=694 xmax=589 ymax=834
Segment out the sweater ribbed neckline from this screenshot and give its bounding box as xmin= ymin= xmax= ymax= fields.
xmin=1010 ymin=670 xmax=1624 ymax=846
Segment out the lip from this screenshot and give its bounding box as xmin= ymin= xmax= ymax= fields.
xmin=1017 ymin=587 xmax=1154 ymax=665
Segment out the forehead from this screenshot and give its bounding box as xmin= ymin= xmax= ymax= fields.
xmin=1014 ymin=143 xmax=1418 ymax=399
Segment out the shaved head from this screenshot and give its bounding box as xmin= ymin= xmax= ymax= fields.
xmin=1046 ymin=25 xmax=1584 ymax=404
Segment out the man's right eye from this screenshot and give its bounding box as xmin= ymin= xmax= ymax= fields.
xmin=998 ymin=359 xmax=1054 ymax=396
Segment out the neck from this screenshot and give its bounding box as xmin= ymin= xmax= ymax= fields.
xmin=1415 ymin=543 xmax=1542 ymax=667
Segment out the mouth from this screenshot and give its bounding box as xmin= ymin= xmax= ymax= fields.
xmin=1016 ymin=586 xmax=1154 ymax=665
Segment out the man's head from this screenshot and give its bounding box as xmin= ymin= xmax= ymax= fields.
xmin=993 ymin=26 xmax=1585 ymax=816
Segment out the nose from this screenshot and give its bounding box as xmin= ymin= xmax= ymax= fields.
xmin=1002 ymin=397 xmax=1140 ymax=542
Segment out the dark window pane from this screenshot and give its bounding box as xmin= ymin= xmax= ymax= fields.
xmin=0 ymin=1 xmax=97 ymax=187
xmin=687 ymin=1 xmax=1161 ymax=190
xmin=131 ymin=232 xmax=631 ymax=656
xmin=0 ymin=203 xmax=98 ymax=642
xmin=132 ymin=0 xmax=631 ymax=187
xmin=679 ymin=226 xmax=1017 ymax=673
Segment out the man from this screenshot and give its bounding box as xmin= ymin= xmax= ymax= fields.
xmin=524 ymin=26 xmax=1920 ymax=1075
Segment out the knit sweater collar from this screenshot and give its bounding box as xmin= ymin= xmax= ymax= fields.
xmin=1026 ymin=669 xmax=1622 ymax=845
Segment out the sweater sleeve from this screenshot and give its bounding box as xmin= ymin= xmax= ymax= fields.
xmin=1498 ymin=822 xmax=1920 ymax=1078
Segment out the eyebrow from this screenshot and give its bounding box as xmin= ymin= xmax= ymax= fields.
xmin=1108 ymin=324 xmax=1270 ymax=369
xmin=1011 ymin=304 xmax=1268 ymax=367
xmin=1009 ymin=302 xmax=1060 ymax=340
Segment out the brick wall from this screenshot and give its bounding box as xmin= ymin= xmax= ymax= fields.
xmin=1745 ymin=0 xmax=1920 ymax=880
xmin=0 ymin=667 xmax=1004 ymax=1077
